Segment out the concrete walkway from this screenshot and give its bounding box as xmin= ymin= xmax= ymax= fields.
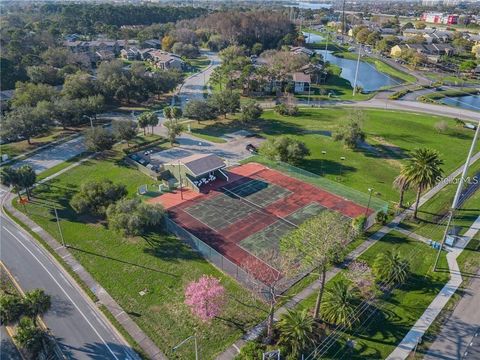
xmin=216 ymin=152 xmax=480 ymax=360
xmin=386 ymin=215 xmax=480 ymax=360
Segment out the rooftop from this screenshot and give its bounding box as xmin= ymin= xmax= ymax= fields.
xmin=178 ymin=153 xmax=226 ymax=177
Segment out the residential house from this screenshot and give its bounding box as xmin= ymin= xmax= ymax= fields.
xmin=391 ymin=43 xmax=455 ymax=59
xmin=142 ymin=39 xmax=161 ymax=49
xmin=290 ymin=46 xmax=314 ymax=57
xmin=299 ymin=63 xmax=327 ymax=84
xmin=292 ymin=72 xmax=311 ymax=93
xmin=149 ymin=50 xmax=185 ymax=71
xmin=95 ymin=50 xmax=115 ymax=62
xmin=64 ymin=40 xmax=124 ymax=57
xmin=120 ymin=47 xmax=141 ymax=61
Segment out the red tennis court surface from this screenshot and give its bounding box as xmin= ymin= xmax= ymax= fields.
xmin=149 ymin=163 xmax=372 ymax=284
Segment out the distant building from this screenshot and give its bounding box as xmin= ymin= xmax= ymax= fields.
xmin=292 ymin=72 xmax=311 ymax=93
xmin=420 ymin=12 xmax=459 ymax=25
xmin=290 ymin=46 xmax=314 ymax=57
xmin=149 ymin=50 xmax=185 ymax=70
xmin=391 ymin=43 xmax=455 ymax=58
xmin=142 ymin=39 xmax=161 ymax=49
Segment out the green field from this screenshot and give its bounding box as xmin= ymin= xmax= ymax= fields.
xmin=296 ymin=231 xmax=449 ymax=359
xmin=14 ymin=146 xmax=267 ymax=359
xmin=191 ymin=108 xmax=477 ymax=205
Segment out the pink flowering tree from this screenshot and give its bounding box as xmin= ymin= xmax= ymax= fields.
xmin=345 ymin=260 xmax=376 ymax=298
xmin=185 ymin=275 xmax=226 ymax=322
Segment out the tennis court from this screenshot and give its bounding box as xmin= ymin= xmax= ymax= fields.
xmin=151 ymin=163 xmax=372 ymax=284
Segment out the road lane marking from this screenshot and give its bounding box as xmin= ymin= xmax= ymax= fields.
xmin=4 ymin=227 xmax=122 ymax=360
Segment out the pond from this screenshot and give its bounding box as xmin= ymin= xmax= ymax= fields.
xmin=303 ymin=31 xmax=400 ymax=92
xmin=441 ymin=95 xmax=480 ymax=112
xmin=317 ymin=50 xmax=401 ymax=92
xmin=285 ymin=2 xmax=332 ymax=9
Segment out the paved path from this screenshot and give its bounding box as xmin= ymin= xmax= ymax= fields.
xmin=387 ymin=216 xmax=480 ymax=360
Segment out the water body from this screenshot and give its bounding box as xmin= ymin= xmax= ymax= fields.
xmin=441 ymin=95 xmax=480 ymax=112
xmin=317 ymin=50 xmax=400 ymax=92
xmin=285 ymin=2 xmax=332 ymax=9
xmin=303 ymin=31 xmax=399 ymax=92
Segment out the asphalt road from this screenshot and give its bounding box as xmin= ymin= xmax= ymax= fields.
xmin=1 ymin=325 xmax=22 ymax=360
xmin=0 ymin=210 xmax=137 ymax=360
xmin=424 ymin=274 xmax=480 ymax=360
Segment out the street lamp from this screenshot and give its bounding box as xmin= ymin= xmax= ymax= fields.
xmin=321 ymin=150 xmax=327 ymax=176
xmin=365 ymin=188 xmax=373 ymax=217
xmin=339 ymin=156 xmax=346 ymax=178
xmin=173 ymin=334 xmax=198 ymax=360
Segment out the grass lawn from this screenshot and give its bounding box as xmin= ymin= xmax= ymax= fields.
xmin=296 ymin=231 xmax=449 ymax=359
xmin=186 ymin=56 xmax=211 ymax=72
xmin=0 ymin=127 xmax=80 ymax=159
xmin=419 ymin=87 xmax=479 ymax=101
xmin=15 ymin=146 xmax=267 ymax=359
xmin=190 ymin=108 xmax=476 ymax=205
xmin=296 ymin=64 xmax=375 ymax=102
xmin=400 ymin=160 xmax=480 ymax=242
xmin=424 ymin=73 xmax=480 ymax=85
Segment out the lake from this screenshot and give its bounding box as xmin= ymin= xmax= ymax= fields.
xmin=303 ymin=31 xmax=400 ymax=92
xmin=285 ymin=2 xmax=332 ymax=9
xmin=441 ymin=95 xmax=480 ymax=112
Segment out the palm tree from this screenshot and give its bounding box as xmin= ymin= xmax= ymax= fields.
xmin=23 ymin=289 xmax=51 ymax=323
xmin=403 ymin=148 xmax=443 ymax=219
xmin=321 ymin=280 xmax=360 ymax=329
xmin=393 ymin=172 xmax=410 ymax=208
xmin=14 ymin=317 xmax=46 ymax=355
xmin=372 ymin=250 xmax=410 ymax=285
xmin=277 ymin=309 xmax=315 ymax=357
xmin=17 ymin=165 xmax=36 ymax=200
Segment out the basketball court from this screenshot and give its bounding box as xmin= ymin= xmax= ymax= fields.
xmin=149 ymin=163 xmax=372 ymax=284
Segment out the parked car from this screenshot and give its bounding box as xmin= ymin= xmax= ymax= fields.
xmin=246 ymin=143 xmax=258 ymax=153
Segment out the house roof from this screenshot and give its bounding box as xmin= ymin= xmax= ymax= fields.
xmin=178 ymin=153 xmax=226 ymax=177
xmin=150 ymin=50 xmax=184 ymax=64
xmin=292 ymin=72 xmax=311 ymax=83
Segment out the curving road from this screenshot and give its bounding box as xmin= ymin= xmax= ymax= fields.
xmin=0 ymin=198 xmax=138 ymax=360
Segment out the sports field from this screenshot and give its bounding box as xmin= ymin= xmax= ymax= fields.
xmin=151 ymin=163 xmax=370 ymax=284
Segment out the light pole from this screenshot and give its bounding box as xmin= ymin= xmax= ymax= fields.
xmin=321 ymin=150 xmax=327 ymax=176
xmin=53 ymin=205 xmax=66 ymax=247
xmin=365 ymin=188 xmax=373 ymax=217
xmin=178 ymin=160 xmax=184 ymax=200
xmin=339 ymin=156 xmax=346 ymax=178
xmin=173 ymin=334 xmax=198 ymax=360
xmin=434 ymin=120 xmax=480 ymax=271
xmin=352 ymin=44 xmax=362 ymax=96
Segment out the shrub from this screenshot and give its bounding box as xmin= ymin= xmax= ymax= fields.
xmin=375 ymin=211 xmax=388 ymax=224
xmin=106 ymin=198 xmax=164 ymax=236
xmin=70 ymin=180 xmax=127 ymax=217
xmin=274 ymin=103 xmax=298 ymax=116
xmin=85 ymin=126 xmax=115 ymax=152
xmin=259 ymin=136 xmax=310 ymax=165
xmin=352 ymin=215 xmax=367 ymax=232
xmin=434 ymin=120 xmax=449 ymax=133
xmin=333 ymin=119 xmax=366 ymax=149
xmin=234 ymin=342 xmax=266 ymax=360
xmin=239 ymin=100 xmax=263 ymax=123
xmin=0 ymin=294 xmax=26 ymax=324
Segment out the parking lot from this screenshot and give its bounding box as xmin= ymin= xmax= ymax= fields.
xmin=129 ymin=131 xmax=265 ymax=172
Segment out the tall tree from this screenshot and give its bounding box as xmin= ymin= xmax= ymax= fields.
xmin=23 ymin=289 xmax=51 ymax=324
xmin=277 ymin=309 xmax=315 ymax=358
xmin=281 ymin=211 xmax=356 ymax=319
xmin=113 ymin=120 xmax=137 ymax=146
xmin=403 ymin=148 xmax=443 ymax=219
xmin=372 ymin=250 xmax=410 ymax=285
xmin=208 ymin=91 xmax=240 ymax=119
xmin=137 ymin=112 xmax=157 ymax=136
xmin=164 ymin=120 xmax=184 ymax=146
xmin=393 ymin=172 xmax=410 ymax=209
xmin=3 ymin=105 xmax=52 ymax=144
xmin=84 ymin=127 xmax=115 ymax=152
xmin=321 ymin=280 xmax=360 ymax=329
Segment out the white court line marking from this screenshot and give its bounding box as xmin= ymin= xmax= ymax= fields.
xmin=4 ymin=227 xmax=121 ymax=360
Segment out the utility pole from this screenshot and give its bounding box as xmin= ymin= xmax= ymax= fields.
xmin=365 ymin=188 xmax=373 ymax=217
xmin=434 ymin=120 xmax=480 ymax=271
xmin=342 ymin=0 xmax=347 ymax=37
xmin=352 ymin=45 xmax=362 ymax=96
xmin=53 ymin=206 xmax=66 ymax=247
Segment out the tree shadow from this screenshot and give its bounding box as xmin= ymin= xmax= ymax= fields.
xmin=141 ymin=229 xmax=203 ymax=262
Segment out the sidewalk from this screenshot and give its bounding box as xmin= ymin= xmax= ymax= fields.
xmin=216 ymin=152 xmax=480 ymax=360
xmin=386 ymin=215 xmax=480 ymax=360
xmin=3 ymin=193 xmax=167 ymax=360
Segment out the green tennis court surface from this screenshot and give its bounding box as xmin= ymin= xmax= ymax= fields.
xmin=239 ymin=203 xmax=327 ymax=259
xmin=226 ymin=179 xmax=291 ymax=208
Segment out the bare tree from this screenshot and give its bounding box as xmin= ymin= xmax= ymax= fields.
xmin=243 ymin=249 xmax=296 ymax=341
xmin=280 ymin=211 xmax=356 ymax=319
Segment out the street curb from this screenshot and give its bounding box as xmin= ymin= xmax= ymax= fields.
xmin=1 ymin=194 xmax=161 ymax=360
